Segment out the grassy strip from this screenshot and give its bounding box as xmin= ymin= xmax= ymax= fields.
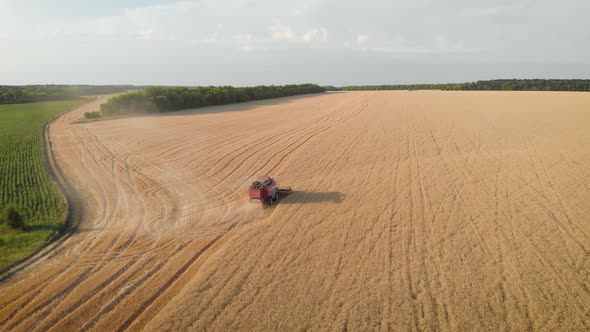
xmin=0 ymin=99 xmax=87 ymax=270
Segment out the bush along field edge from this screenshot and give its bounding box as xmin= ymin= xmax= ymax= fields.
xmin=95 ymin=84 xmax=325 ymax=118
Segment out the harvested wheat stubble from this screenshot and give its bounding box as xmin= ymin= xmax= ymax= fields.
xmin=0 ymin=91 xmax=589 ymax=331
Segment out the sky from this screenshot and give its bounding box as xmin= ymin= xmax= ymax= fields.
xmin=1 ymin=0 xmax=589 ymax=86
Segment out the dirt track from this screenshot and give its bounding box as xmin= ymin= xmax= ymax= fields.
xmin=1 ymin=91 xmax=589 ymax=331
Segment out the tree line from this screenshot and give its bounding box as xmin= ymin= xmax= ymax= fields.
xmin=100 ymin=84 xmax=325 ymax=117
xmin=341 ymin=79 xmax=590 ymax=92
xmin=0 ymin=85 xmax=136 ymax=104
xmin=459 ymin=79 xmax=590 ymax=91
xmin=342 ymin=84 xmax=460 ymax=91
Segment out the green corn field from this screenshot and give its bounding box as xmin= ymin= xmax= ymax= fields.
xmin=0 ymin=99 xmax=86 ymax=270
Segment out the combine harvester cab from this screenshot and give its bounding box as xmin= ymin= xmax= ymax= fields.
xmin=248 ymin=176 xmax=291 ymax=206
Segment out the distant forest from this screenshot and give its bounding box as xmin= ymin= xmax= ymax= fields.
xmin=3 ymin=79 xmax=589 ymax=106
xmin=340 ymin=84 xmax=458 ymax=91
xmin=100 ymin=84 xmax=325 ymax=117
xmin=341 ymin=79 xmax=590 ymax=92
xmin=0 ymin=85 xmax=136 ymax=104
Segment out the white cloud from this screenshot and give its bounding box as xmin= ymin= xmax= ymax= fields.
xmin=137 ymin=29 xmax=153 ymax=41
xmin=457 ymin=3 xmax=526 ymax=18
xmin=302 ymin=28 xmax=327 ymax=42
xmin=2 ymin=0 xmax=590 ymax=85
xmin=272 ymin=30 xmax=294 ymax=40
xmin=240 ymin=33 xmax=254 ymax=42
xmin=270 ymin=23 xmax=294 ymax=40
xmin=355 ymin=34 xmax=369 ymax=46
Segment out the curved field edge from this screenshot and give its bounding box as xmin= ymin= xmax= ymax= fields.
xmin=0 ymin=98 xmax=93 ymax=280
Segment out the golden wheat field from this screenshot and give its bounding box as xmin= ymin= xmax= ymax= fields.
xmin=0 ymin=91 xmax=589 ymax=331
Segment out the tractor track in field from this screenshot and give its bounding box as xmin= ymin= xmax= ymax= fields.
xmin=119 ymin=98 xmax=371 ymax=330
xmin=1 ymin=91 xmax=590 ymax=331
xmin=0 ymin=92 xmax=371 ymax=331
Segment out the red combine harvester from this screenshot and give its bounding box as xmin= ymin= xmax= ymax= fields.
xmin=248 ymin=176 xmax=292 ymax=206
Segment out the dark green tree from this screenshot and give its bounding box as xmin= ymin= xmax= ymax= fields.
xmin=1 ymin=205 xmax=25 ymax=230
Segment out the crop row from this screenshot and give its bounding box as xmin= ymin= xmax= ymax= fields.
xmin=0 ymin=99 xmax=85 ymax=269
